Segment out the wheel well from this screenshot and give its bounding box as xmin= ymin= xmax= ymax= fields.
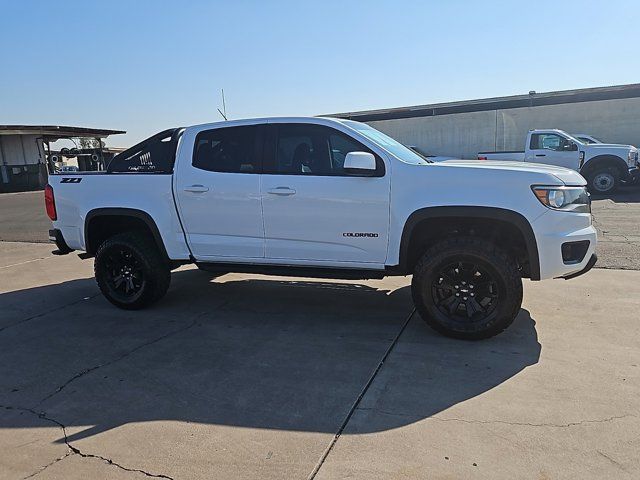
xmin=581 ymin=155 xmax=627 ymax=178
xmin=85 ymin=210 xmax=167 ymax=259
xmin=401 ymin=215 xmax=536 ymax=279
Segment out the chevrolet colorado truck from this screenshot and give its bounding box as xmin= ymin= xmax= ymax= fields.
xmin=478 ymin=129 xmax=639 ymax=194
xmin=46 ymin=117 xmax=597 ymax=340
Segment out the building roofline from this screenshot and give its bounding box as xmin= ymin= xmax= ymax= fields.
xmin=327 ymin=83 xmax=640 ymax=122
xmin=0 ymin=125 xmax=126 ymax=138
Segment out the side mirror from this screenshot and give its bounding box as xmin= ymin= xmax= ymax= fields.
xmin=563 ymin=141 xmax=578 ymax=151
xmin=344 ymin=152 xmax=376 ymax=175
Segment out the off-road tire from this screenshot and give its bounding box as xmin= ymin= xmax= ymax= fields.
xmin=94 ymin=232 xmax=170 ymax=310
xmin=411 ymin=236 xmax=522 ymax=340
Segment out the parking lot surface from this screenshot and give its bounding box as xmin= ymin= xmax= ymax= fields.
xmin=1 ymin=243 xmax=639 ymax=479
xmin=0 ymin=191 xmax=51 ymax=244
xmin=591 ymin=188 xmax=640 ymax=270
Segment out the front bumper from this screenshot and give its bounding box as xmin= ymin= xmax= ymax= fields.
xmin=560 ymin=254 xmax=597 ymax=280
xmin=533 ymin=209 xmax=597 ymax=280
xmin=49 ymin=229 xmax=74 ymax=255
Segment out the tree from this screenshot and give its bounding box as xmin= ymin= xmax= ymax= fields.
xmin=76 ymin=137 xmax=104 ymax=149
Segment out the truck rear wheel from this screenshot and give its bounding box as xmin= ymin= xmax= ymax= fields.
xmin=587 ymin=167 xmax=619 ymax=194
xmin=94 ymin=232 xmax=170 ymax=310
xmin=411 ymin=237 xmax=522 ymax=340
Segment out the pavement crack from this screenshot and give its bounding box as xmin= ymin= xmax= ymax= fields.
xmin=355 ymin=408 xmax=636 ymax=428
xmin=0 ymin=294 xmax=101 ymax=335
xmin=355 ymin=407 xmax=417 ymax=419
xmin=307 ymin=308 xmax=416 ymax=480
xmin=596 ymin=449 xmax=629 ymax=472
xmin=64 ymin=447 xmax=175 ymax=479
xmin=0 ymin=256 xmax=52 ymax=270
xmin=22 ymin=451 xmax=72 ymax=479
xmin=429 ymin=414 xmax=635 ymax=428
xmin=36 ymin=316 xmax=202 ymax=406
xmin=1 ymin=405 xmax=175 ymax=480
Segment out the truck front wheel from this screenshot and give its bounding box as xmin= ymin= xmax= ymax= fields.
xmin=94 ymin=232 xmax=170 ymax=310
xmin=586 ymin=167 xmax=619 ymax=195
xmin=411 ymin=237 xmax=522 ymax=340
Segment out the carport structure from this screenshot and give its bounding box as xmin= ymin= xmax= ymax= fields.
xmin=0 ymin=125 xmax=125 ymax=193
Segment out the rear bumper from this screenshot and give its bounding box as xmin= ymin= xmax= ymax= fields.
xmin=49 ymin=229 xmax=74 ymax=255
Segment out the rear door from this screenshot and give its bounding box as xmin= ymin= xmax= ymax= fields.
xmin=174 ymin=124 xmax=265 ymax=259
xmin=527 ymin=132 xmax=580 ymax=170
xmin=260 ymin=122 xmax=390 ymax=265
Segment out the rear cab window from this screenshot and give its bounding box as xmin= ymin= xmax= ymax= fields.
xmin=107 ymin=129 xmax=182 ymax=173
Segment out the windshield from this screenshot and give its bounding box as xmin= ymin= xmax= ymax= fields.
xmin=576 ymin=136 xmax=599 ymax=144
xmin=340 ymin=120 xmax=429 ymax=165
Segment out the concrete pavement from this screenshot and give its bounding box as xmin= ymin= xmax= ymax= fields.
xmin=591 ymin=188 xmax=640 ymax=270
xmin=0 ymin=191 xmax=51 ymax=243
xmin=0 ymin=243 xmax=639 ymax=479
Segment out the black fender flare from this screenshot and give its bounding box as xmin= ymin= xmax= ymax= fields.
xmin=580 ymin=155 xmax=628 ymax=179
xmin=84 ymin=207 xmax=168 ymax=258
xmin=398 ymin=206 xmax=540 ymax=280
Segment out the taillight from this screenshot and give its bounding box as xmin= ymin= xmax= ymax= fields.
xmin=44 ymin=184 xmax=57 ymax=221
xmin=478 ymin=156 xmax=487 ymax=160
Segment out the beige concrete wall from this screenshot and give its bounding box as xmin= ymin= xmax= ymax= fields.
xmin=368 ymin=97 xmax=640 ymax=159
xmin=368 ymin=110 xmax=498 ymax=160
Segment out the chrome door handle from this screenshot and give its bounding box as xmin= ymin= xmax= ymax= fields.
xmin=267 ymin=187 xmax=296 ymax=196
xmin=184 ymin=184 xmax=209 ymax=193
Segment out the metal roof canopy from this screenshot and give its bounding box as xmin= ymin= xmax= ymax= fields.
xmin=329 ymin=83 xmax=640 ymax=122
xmin=0 ymin=125 xmax=125 ymax=140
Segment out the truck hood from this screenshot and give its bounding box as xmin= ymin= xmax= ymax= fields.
xmin=586 ymin=143 xmax=636 ymax=151
xmin=439 ymin=159 xmax=586 ymax=185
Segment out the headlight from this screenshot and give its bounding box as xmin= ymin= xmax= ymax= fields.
xmin=628 ymin=150 xmax=638 ymax=166
xmin=532 ymin=186 xmax=590 ymax=213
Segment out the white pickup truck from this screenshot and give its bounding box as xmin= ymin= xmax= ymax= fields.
xmin=46 ymin=117 xmax=597 ymax=340
xmin=478 ymin=129 xmax=639 ymax=194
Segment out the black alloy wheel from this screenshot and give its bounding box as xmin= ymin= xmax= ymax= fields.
xmin=95 ymin=232 xmax=171 ymax=310
xmin=102 ymin=246 xmax=146 ymax=303
xmin=432 ymin=260 xmax=499 ymax=323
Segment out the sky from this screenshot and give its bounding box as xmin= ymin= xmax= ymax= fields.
xmin=1 ymin=0 xmax=639 ymax=147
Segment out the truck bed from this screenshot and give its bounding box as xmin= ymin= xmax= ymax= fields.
xmin=477 ymin=151 xmax=525 ymax=161
xmin=48 ymin=172 xmax=191 ymax=260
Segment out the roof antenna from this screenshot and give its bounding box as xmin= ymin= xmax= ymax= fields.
xmin=217 ymin=89 xmax=228 ymax=121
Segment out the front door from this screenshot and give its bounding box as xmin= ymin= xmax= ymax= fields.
xmin=527 ymin=132 xmax=580 ymax=170
xmin=174 ymin=124 xmax=264 ymax=260
xmin=260 ymin=123 xmax=390 ymax=265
